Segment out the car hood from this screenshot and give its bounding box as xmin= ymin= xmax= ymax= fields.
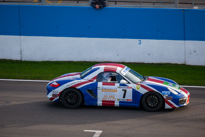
xmin=51 ymin=72 xmax=81 ymax=81
xmin=143 ymin=76 xmax=180 ymax=90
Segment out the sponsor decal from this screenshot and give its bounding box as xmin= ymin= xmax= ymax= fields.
xmin=52 ymin=94 xmax=58 ymax=98
xmin=163 ymin=82 xmax=180 ymax=90
xmin=136 ymin=85 xmax=140 ymax=90
xmin=118 ymin=86 xmax=132 ymax=89
xmin=117 ymin=99 xmax=132 ymax=102
xmin=165 ymin=96 xmax=173 ymax=100
xmin=103 ymin=95 xmax=116 ymax=101
xmin=121 ymin=67 xmax=130 ymax=75
xmin=102 ymin=89 xmax=117 ymax=92
xmin=118 ymin=86 xmax=127 ymax=88
xmin=162 ymin=91 xmax=170 ymax=96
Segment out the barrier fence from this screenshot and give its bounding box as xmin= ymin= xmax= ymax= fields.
xmin=0 ymin=5 xmax=204 ymax=65
xmin=0 ymin=0 xmax=205 ymax=9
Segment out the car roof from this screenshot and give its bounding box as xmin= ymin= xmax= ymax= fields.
xmin=82 ymin=63 xmax=126 ymax=80
xmin=93 ymin=63 xmax=125 ymax=69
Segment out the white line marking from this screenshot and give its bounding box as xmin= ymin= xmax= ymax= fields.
xmin=0 ymin=79 xmax=205 ymax=88
xmin=84 ymin=130 xmax=103 ymax=137
xmin=0 ymin=79 xmax=50 ymax=83
xmin=181 ymin=85 xmax=205 ymax=88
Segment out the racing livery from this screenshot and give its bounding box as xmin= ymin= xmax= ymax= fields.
xmin=47 ymin=63 xmax=190 ymax=111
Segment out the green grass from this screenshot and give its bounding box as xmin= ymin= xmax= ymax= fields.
xmin=0 ymin=60 xmax=205 ymax=86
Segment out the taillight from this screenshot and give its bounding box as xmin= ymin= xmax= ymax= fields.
xmin=50 ymin=81 xmax=60 ymax=88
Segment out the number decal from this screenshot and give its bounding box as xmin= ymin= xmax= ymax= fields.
xmin=122 ymin=89 xmax=127 ymax=98
xmin=138 ymin=40 xmax=141 ymax=45
xmin=117 ymin=87 xmax=132 ymax=102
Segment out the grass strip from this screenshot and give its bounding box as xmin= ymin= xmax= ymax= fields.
xmin=0 ymin=60 xmax=204 ymax=86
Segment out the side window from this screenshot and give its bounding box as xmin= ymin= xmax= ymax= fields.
xmin=97 ymin=72 xmax=126 ymax=83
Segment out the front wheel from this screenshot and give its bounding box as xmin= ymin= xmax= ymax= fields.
xmin=61 ymin=88 xmax=83 ymax=109
xmin=141 ymin=92 xmax=163 ymax=112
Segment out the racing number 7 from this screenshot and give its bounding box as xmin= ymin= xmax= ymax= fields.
xmin=122 ymin=89 xmax=127 ymax=98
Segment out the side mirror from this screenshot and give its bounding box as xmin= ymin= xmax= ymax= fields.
xmin=120 ymin=79 xmax=128 ymax=84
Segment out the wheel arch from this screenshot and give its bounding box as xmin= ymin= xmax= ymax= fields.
xmin=140 ymin=91 xmax=165 ymax=109
xmin=59 ymin=87 xmax=84 ymax=104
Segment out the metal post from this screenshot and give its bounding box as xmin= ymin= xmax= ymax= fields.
xmin=42 ymin=0 xmax=46 ymax=5
xmin=175 ymin=0 xmax=179 ymax=8
xmin=192 ymin=0 xmax=195 ymax=7
xmin=89 ymin=0 xmax=92 ymax=6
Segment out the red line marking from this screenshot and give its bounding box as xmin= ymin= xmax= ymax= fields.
xmin=147 ymin=78 xmax=164 ymax=84
xmin=104 ymin=66 xmax=117 ymax=72
xmin=165 ymin=99 xmax=176 ymax=108
xmin=102 ymin=82 xmax=115 ymax=86
xmin=90 ymin=75 xmax=97 ymax=81
xmin=58 ymin=91 xmax=62 ymax=96
xmin=49 ymin=97 xmax=55 ymax=101
xmin=139 ymin=84 xmax=153 ymax=91
xmin=52 ymin=73 xmax=80 ymax=81
xmin=180 ymin=87 xmax=188 ymax=94
xmin=71 ymin=75 xmax=97 ymax=88
xmin=102 ymin=100 xmax=115 ymax=106
xmin=187 ymin=95 xmax=190 ymax=104
xmin=94 ymin=63 xmax=125 ymax=68
xmin=71 ymin=81 xmax=90 ymax=88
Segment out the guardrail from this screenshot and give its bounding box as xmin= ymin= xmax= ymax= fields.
xmin=0 ymin=0 xmax=205 ymax=8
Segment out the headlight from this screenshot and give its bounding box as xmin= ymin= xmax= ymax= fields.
xmin=168 ymin=87 xmax=178 ymax=95
xmin=179 ymin=97 xmax=187 ymax=105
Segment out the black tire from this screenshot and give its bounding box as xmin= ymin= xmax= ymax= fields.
xmin=141 ymin=92 xmax=163 ymax=112
xmin=61 ymin=88 xmax=83 ymax=109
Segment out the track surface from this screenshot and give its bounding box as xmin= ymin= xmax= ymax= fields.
xmin=0 ymin=81 xmax=205 ymax=137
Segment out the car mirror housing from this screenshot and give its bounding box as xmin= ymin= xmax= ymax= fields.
xmin=120 ymin=79 xmax=128 ymax=84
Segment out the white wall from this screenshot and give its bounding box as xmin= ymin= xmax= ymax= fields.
xmin=0 ymin=35 xmax=205 ymax=66
xmin=0 ymin=35 xmax=21 ymax=60
xmin=185 ymin=41 xmax=205 ymax=66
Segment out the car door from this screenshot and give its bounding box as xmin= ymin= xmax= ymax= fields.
xmin=97 ymin=72 xmax=135 ymax=107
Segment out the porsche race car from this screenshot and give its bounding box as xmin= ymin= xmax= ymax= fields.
xmin=47 ymin=63 xmax=190 ymax=111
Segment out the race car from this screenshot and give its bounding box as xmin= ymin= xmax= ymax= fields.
xmin=47 ymin=63 xmax=190 ymax=111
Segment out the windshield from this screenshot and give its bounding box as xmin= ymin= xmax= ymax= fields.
xmin=80 ymin=67 xmax=92 ymax=78
xmin=121 ymin=67 xmax=144 ymax=83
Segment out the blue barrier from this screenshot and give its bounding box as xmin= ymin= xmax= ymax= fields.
xmin=0 ymin=5 xmax=20 ymax=35
xmin=184 ymin=9 xmax=205 ymax=41
xmin=0 ymin=5 xmax=204 ymax=41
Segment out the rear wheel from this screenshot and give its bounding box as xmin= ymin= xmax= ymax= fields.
xmin=141 ymin=92 xmax=163 ymax=112
xmin=61 ymin=88 xmax=82 ymax=109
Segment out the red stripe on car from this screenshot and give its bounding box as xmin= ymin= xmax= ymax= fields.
xmin=71 ymin=81 xmax=91 ymax=88
xmin=180 ymin=87 xmax=188 ymax=94
xmin=52 ymin=73 xmax=80 ymax=81
xmin=71 ymin=75 xmax=97 ymax=88
xmin=49 ymin=97 xmax=55 ymax=101
xmin=102 ymin=82 xmax=115 ymax=86
xmin=102 ymin=100 xmax=115 ymax=106
xmin=187 ymin=95 xmax=190 ymax=104
xmin=148 ymin=78 xmax=164 ymax=84
xmin=139 ymin=84 xmax=153 ymax=91
xmin=104 ymin=66 xmax=117 ymax=72
xmin=165 ymin=99 xmax=176 ymax=108
xmin=90 ymin=75 xmax=97 ymax=81
xmin=94 ymin=63 xmax=125 ymax=68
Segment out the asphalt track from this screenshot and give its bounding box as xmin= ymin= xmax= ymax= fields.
xmin=0 ymin=81 xmax=205 ymax=137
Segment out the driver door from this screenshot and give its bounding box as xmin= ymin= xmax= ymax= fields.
xmin=97 ymin=72 xmax=134 ymax=107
